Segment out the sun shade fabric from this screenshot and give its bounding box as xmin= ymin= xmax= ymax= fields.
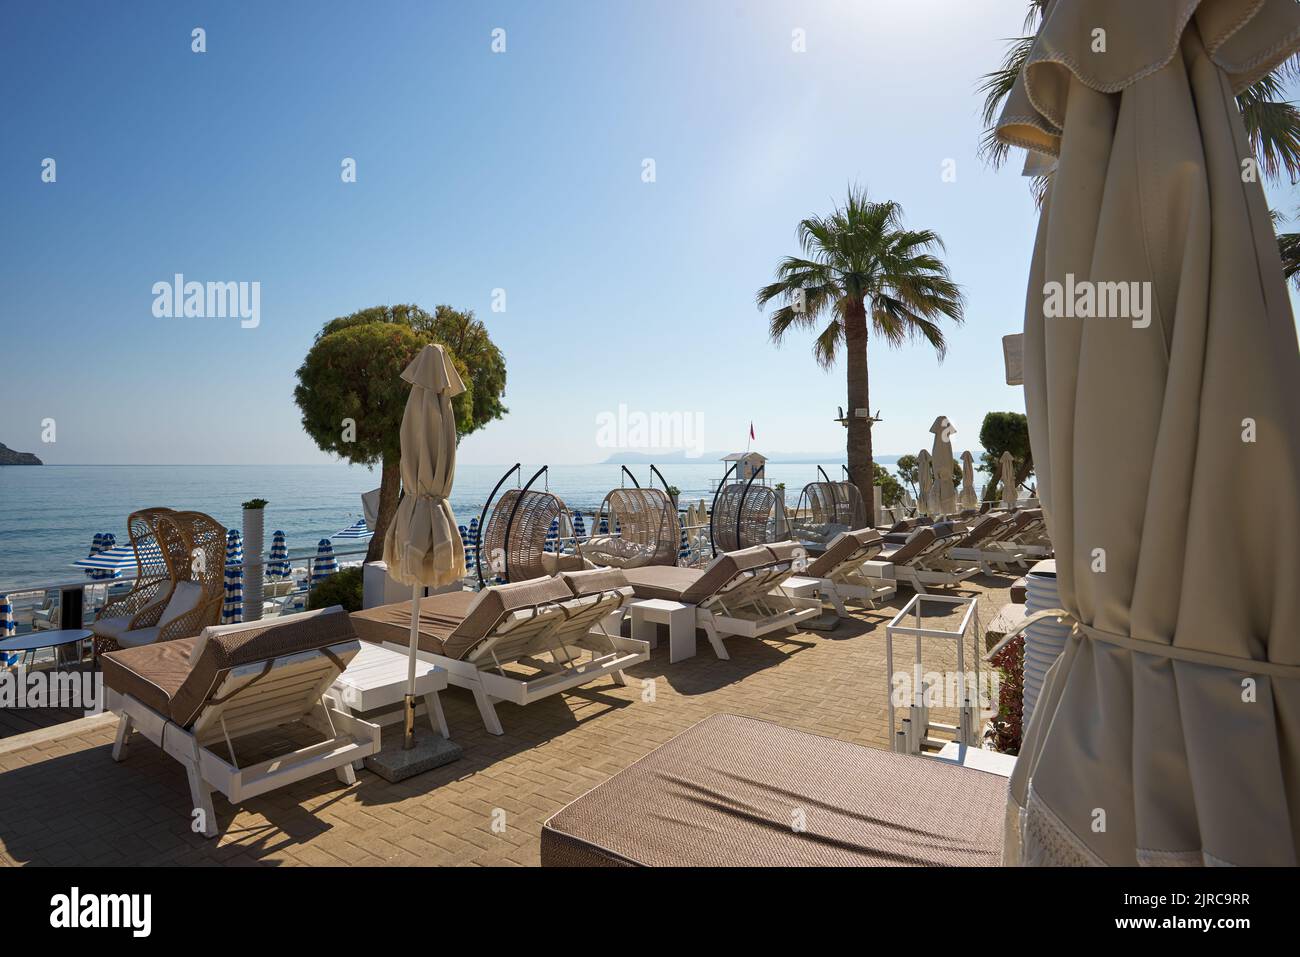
xmin=996 ymin=0 xmax=1300 ymax=865
xmin=383 ymin=344 xmax=468 ymax=589
xmin=540 ymin=714 xmax=1007 ymax=866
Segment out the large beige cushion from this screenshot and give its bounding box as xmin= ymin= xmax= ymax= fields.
xmin=160 ymin=580 xmax=203 ymax=628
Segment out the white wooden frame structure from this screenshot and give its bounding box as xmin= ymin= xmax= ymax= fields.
xmin=108 ymin=635 xmax=380 ymax=838
xmin=386 ymin=588 xmax=647 ymax=735
xmin=885 ymin=593 xmax=982 ymax=756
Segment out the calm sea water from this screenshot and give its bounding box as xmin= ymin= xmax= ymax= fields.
xmin=0 ymin=461 xmax=865 ymax=591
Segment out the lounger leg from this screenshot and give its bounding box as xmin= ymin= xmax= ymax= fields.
xmin=335 ymin=761 xmax=357 ymax=786
xmin=700 ymin=618 xmax=729 ymax=660
xmin=470 ymin=685 xmax=505 ymax=736
xmin=183 ymin=758 xmax=219 ymax=839
xmin=424 ymin=691 xmax=450 ymax=738
xmin=610 ymin=669 xmax=628 ymax=687
xmin=111 ymin=713 xmax=133 ymax=762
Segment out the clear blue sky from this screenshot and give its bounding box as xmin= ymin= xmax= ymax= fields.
xmin=3 ymin=1 xmax=1296 ymax=466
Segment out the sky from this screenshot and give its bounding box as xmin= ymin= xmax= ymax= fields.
xmin=2 ymin=1 xmax=1297 ymax=467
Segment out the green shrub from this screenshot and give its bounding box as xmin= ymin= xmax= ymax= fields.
xmin=306 ymin=566 xmax=363 ymax=612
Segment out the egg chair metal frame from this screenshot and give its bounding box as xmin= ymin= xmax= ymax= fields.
xmin=709 ymin=461 xmax=779 ymax=557
xmin=474 ymin=464 xmax=574 ymax=586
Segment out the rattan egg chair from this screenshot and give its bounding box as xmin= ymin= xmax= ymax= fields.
xmin=710 ymin=481 xmax=779 ymax=555
xmin=478 ymin=487 xmax=576 ymax=584
xmin=582 ymin=487 xmax=681 ymax=568
xmin=790 ymin=480 xmax=868 ymax=544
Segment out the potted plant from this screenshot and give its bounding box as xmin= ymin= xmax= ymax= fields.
xmin=241 ymin=498 xmax=268 ymax=621
xmin=666 ymin=485 xmax=680 ymax=509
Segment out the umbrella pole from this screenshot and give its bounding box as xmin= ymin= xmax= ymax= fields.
xmin=405 ymin=581 xmax=420 ymax=750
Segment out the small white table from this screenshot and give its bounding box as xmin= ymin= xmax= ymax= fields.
xmin=630 ymin=598 xmax=696 ymax=663
xmin=327 ymin=643 xmax=451 ymax=759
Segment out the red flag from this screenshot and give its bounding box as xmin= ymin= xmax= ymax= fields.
xmin=749 ymin=421 xmax=755 ymax=440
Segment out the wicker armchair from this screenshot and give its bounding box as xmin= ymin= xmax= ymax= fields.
xmin=92 ymin=508 xmax=226 ymax=656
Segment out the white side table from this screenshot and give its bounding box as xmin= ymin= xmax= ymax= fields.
xmin=630 ymin=598 xmax=696 ymax=663
xmin=327 ymin=643 xmax=451 ymax=767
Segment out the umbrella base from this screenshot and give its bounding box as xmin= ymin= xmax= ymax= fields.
xmin=364 ymin=732 xmax=463 ymax=783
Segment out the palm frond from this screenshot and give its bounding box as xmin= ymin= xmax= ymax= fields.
xmin=1278 ymin=231 xmax=1300 ymax=288
xmin=1237 ymin=81 xmax=1300 ymax=183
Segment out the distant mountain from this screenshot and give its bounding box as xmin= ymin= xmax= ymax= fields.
xmin=0 ymin=443 xmax=42 ymax=466
xmin=601 ymin=450 xmax=901 ymax=466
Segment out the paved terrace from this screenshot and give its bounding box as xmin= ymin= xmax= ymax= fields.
xmin=0 ymin=575 xmax=1014 ymax=866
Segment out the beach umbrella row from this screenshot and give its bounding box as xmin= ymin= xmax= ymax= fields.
xmin=222 ymin=529 xmax=244 ymax=624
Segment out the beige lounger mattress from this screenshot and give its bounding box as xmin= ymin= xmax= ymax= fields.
xmin=541 ymin=713 xmax=1007 ymax=866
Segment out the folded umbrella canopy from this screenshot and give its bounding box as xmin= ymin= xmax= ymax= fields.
xmin=383 ymin=343 xmax=467 ymax=749
xmin=997 ymin=0 xmax=1300 ymax=866
xmin=930 ymin=416 xmax=957 ymax=517
xmin=916 ymin=449 xmax=935 ymax=517
xmin=959 ymin=451 xmax=979 ymax=510
xmin=999 ymin=451 xmax=1017 ymax=510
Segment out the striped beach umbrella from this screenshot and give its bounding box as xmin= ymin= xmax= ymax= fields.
xmin=458 ymin=525 xmax=474 ymax=567
xmin=222 ymin=529 xmax=244 ymax=624
xmin=266 ymin=530 xmax=290 ymax=580
xmin=572 ymin=510 xmax=587 ymax=542
xmin=0 ymin=593 xmax=14 ymax=668
xmin=678 ymin=524 xmax=691 ymax=565
xmin=333 ymin=518 xmax=372 ymax=540
xmin=598 ymin=514 xmax=609 ymax=535
xmin=544 ymin=517 xmax=559 ymax=553
xmin=312 ymin=539 xmax=337 ymax=584
xmin=72 ymin=540 xmax=160 ymax=575
xmin=86 ymin=532 xmax=121 ymax=580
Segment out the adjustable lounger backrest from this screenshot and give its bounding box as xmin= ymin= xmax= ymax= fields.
xmin=806 ymin=529 xmax=884 ymax=579
xmin=955 ymin=514 xmax=1007 ymax=548
xmin=442 ymin=575 xmax=574 ymax=662
xmin=173 ymin=606 xmax=360 ymax=739
xmin=679 ymin=545 xmax=773 ymax=606
xmin=881 ymin=527 xmax=940 ymax=566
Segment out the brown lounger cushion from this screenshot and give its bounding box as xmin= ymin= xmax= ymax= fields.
xmin=103 ymin=607 xmax=358 ymax=728
xmin=540 ymin=714 xmax=1007 ymax=866
xmin=561 ymin=567 xmax=631 ymax=598
xmin=349 ymin=575 xmax=574 ymax=661
xmin=621 ymin=545 xmax=773 ymax=604
xmin=875 ymin=526 xmax=937 ymax=565
xmin=805 ymin=529 xmax=883 ymax=579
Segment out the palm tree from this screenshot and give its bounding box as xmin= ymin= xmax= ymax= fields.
xmin=756 ymin=187 xmax=964 ymax=506
xmin=979 ymin=2 xmax=1300 ymax=282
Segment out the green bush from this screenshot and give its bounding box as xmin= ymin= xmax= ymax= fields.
xmin=306 ymin=566 xmax=363 ymax=612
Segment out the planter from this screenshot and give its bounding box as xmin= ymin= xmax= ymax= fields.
xmin=242 ymin=506 xmax=265 ymax=622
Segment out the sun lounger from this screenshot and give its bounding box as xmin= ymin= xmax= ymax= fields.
xmin=802 ymin=528 xmax=896 ymax=616
xmin=541 ymin=714 xmax=1008 ymax=866
xmin=946 ymin=513 xmax=1030 ymax=572
xmin=620 ymin=543 xmax=821 ymax=661
xmin=349 ymin=570 xmax=645 ymax=735
xmin=101 ymin=606 xmax=380 ymax=838
xmin=871 ymin=523 xmax=979 ymax=594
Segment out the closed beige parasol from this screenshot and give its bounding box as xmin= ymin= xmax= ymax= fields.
xmin=997 ymin=0 xmax=1300 ymax=865
xmin=931 ymin=416 xmax=958 ymax=517
xmin=960 ymin=451 xmax=978 ymax=510
xmin=382 ymin=343 xmax=467 ymax=748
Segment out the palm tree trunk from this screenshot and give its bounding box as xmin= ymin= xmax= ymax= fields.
xmin=366 ymin=456 xmax=401 ymax=563
xmin=843 ymin=300 xmax=874 ymax=510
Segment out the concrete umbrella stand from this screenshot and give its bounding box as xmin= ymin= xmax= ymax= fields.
xmin=241 ymin=500 xmax=266 ymax=622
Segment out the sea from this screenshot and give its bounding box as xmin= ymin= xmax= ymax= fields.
xmin=0 ymin=460 xmax=873 ymax=592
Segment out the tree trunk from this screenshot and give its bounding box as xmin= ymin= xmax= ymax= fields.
xmin=843 ymin=299 xmax=874 ymax=511
xmin=366 ymin=456 xmax=402 ymax=564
